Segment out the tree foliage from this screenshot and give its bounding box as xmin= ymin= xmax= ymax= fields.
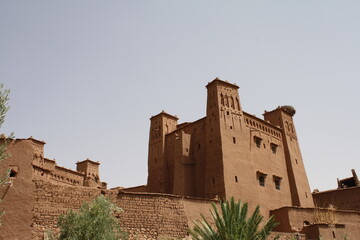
xmin=0 ymin=83 xmax=11 ymax=226
xmin=190 ymin=197 xmax=279 ymax=240
xmin=57 ymin=195 xmax=128 ymax=240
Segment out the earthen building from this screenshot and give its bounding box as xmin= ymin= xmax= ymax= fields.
xmin=1 ymin=78 xmax=359 ymax=239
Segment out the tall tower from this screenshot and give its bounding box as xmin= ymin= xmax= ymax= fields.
xmin=76 ymin=159 xmax=101 ymax=187
xmin=204 ymin=78 xmax=244 ymax=199
xmin=147 ymin=111 xmax=178 ymax=193
xmin=264 ymin=106 xmax=314 ymax=207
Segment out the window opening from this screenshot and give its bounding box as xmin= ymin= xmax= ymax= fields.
xmin=254 ymin=136 xmax=262 ymax=148
xmin=274 ymin=176 xmax=282 ymax=190
xmin=212 ymin=178 xmax=215 ymax=184
xmin=233 ymin=137 xmax=236 ymax=144
xmin=235 ymin=176 xmax=238 ymax=182
xmin=270 ymin=143 xmax=278 ymax=154
xmin=257 ymin=172 xmax=267 ymax=187
xmin=10 ymin=169 xmax=17 ymax=178
xmin=198 ymin=144 xmax=201 ymax=150
xmin=259 ymin=175 xmax=265 ymax=186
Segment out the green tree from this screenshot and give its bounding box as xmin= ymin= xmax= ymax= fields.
xmin=190 ymin=197 xmax=279 ymax=240
xmin=0 ymin=83 xmax=12 ymax=226
xmin=57 ymin=195 xmax=128 ymax=240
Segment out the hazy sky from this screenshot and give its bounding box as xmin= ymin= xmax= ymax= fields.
xmin=1 ymin=1 xmax=359 ymax=191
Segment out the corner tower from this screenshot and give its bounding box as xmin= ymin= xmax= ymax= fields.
xmin=205 ymin=78 xmax=244 ymax=199
xmin=76 ymin=159 xmax=100 ymax=187
xmin=147 ymin=111 xmax=178 ymax=193
xmin=264 ymin=106 xmax=314 ymax=207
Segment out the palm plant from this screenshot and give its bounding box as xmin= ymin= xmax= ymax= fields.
xmin=190 ymin=197 xmax=279 ymax=240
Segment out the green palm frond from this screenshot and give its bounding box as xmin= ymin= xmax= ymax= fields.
xmin=190 ymin=197 xmax=279 ymax=240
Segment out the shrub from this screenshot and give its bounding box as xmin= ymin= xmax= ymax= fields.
xmin=57 ymin=195 xmax=128 ymax=240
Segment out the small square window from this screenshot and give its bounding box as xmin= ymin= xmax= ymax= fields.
xmin=254 ymin=136 xmax=262 ymax=148
xmin=259 ymin=175 xmax=265 ymax=186
xmin=9 ymin=169 xmax=17 ymax=178
xmin=270 ymin=143 xmax=278 ymax=154
xmin=257 ymin=171 xmax=267 ymax=187
xmin=274 ymin=177 xmax=282 ymax=190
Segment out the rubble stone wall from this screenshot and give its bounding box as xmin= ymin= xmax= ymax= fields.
xmin=32 ymin=180 xmax=192 ymax=240
xmin=32 ymin=180 xmax=102 ymax=239
xmin=31 ymin=180 xmax=326 ymax=240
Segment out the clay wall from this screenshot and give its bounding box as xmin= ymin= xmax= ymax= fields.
xmin=44 ymin=158 xmax=56 ymax=170
xmin=238 ymin=113 xmax=293 ymax=218
xmin=52 ymin=166 xmax=84 ymax=186
xmin=204 ymin=81 xmax=227 ymax=199
xmin=164 ymin=117 xmax=207 ymax=197
xmin=147 ymin=79 xmax=314 ymax=216
xmin=313 ymin=186 xmax=360 ymax=211
xmin=32 ymin=180 xmax=102 ymax=239
xmin=31 ymin=180 xmax=308 ymax=240
xmin=270 ymin=207 xmax=360 ymax=239
xmin=116 ymin=192 xmax=189 ymax=239
xmin=0 ymin=139 xmax=36 ymax=240
xmin=243 ymin=113 xmax=282 ymax=139
xmin=32 ymin=163 xmax=85 ymax=186
xmin=31 ymin=180 xmax=214 ymax=240
xmin=206 ymin=80 xmax=294 ymax=218
xmin=264 ymin=109 xmax=314 ymax=208
xmin=147 ymin=112 xmax=178 ymax=193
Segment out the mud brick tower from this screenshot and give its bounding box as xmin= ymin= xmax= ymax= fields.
xmin=147 ymin=78 xmax=314 ymax=215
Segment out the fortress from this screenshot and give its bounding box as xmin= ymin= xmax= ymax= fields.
xmin=1 ymin=78 xmax=360 ymax=239
xmin=146 ymin=78 xmax=313 ymax=217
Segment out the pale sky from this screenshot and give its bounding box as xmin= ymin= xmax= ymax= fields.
xmin=1 ymin=1 xmax=359 ymax=191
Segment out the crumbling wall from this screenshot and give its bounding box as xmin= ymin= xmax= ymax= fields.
xmin=32 ymin=180 xmax=102 ymax=239
xmin=271 ymin=206 xmax=360 ymax=240
xmin=32 ymin=181 xmax=190 ymax=240
xmin=32 ymin=180 xmax=345 ymax=240
xmin=116 ymin=192 xmax=189 ymax=239
xmin=313 ymin=186 xmax=360 ymax=211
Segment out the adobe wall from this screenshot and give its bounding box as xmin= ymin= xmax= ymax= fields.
xmin=0 ymin=139 xmax=38 ymax=240
xmin=116 ymin=192 xmax=190 ymax=239
xmin=271 ymin=207 xmax=360 ymax=239
xmin=165 ymin=117 xmax=207 ymax=198
xmin=313 ymin=186 xmax=360 ymax=211
xmin=31 ymin=180 xmax=212 ymax=240
xmin=1 ymin=178 xmax=322 ymax=240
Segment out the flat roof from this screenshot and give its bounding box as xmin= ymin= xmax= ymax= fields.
xmin=206 ymin=77 xmax=239 ymax=89
xmin=77 ymin=159 xmax=100 ymax=165
xmin=150 ymin=110 xmax=179 ymax=120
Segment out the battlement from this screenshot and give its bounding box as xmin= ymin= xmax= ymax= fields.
xmin=243 ymin=112 xmax=282 ymax=139
xmin=1 ymin=136 xmax=106 ymax=188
